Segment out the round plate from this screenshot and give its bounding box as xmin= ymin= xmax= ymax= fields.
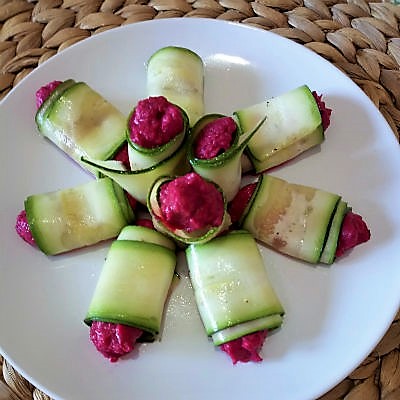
xmin=0 ymin=18 xmax=399 ymax=400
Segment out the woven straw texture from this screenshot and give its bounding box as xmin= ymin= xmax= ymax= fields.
xmin=0 ymin=0 xmax=399 ymax=399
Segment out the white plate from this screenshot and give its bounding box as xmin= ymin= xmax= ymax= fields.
xmin=0 ymin=18 xmax=399 ymax=400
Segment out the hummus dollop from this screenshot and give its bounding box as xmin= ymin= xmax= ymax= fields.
xmin=312 ymin=91 xmax=332 ymax=131
xmin=193 ymin=116 xmax=236 ymax=159
xmin=15 ymin=210 xmax=35 ymax=246
xmin=89 ymin=321 xmax=143 ymax=362
xmin=158 ymin=172 xmax=224 ymax=232
xmin=335 ymin=212 xmax=371 ymax=257
xmin=112 ymin=143 xmax=130 ymax=169
xmin=228 ymin=183 xmax=257 ymax=225
xmin=128 ymin=96 xmax=183 ymax=148
xmin=220 ymin=330 xmax=268 ymax=364
xmin=36 ymin=80 xmax=62 ymax=109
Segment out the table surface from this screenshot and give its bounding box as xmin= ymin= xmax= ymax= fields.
xmin=0 ymin=1 xmax=399 ymax=399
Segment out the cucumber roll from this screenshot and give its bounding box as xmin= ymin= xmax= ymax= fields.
xmin=234 ymin=85 xmax=331 ymax=173
xmin=35 ymin=80 xmax=127 ymax=175
xmin=147 ymin=172 xmax=231 ymax=245
xmin=85 ymin=225 xmax=176 ymax=362
xmin=147 ymin=46 xmax=204 ymax=126
xmin=186 ymin=230 xmax=284 ymax=364
xmin=23 ymin=177 xmax=134 ymax=255
xmin=229 ymin=174 xmax=371 ymax=264
xmin=187 ymin=114 xmax=266 ymax=201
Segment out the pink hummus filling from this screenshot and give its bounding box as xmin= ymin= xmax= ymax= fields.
xmin=113 ymin=143 xmax=130 ymax=169
xmin=158 ymin=172 xmax=224 ymax=233
xmin=312 ymin=91 xmax=332 ymax=131
xmin=36 ymin=80 xmax=62 ymax=109
xmin=128 ymin=96 xmax=183 ymax=148
xmin=220 ymin=330 xmax=268 ymax=364
xmin=15 ymin=210 xmax=35 ymax=246
xmin=90 ymin=321 xmax=143 ymax=362
xmin=136 ymin=218 xmax=154 ymax=229
xmin=193 ymin=116 xmax=237 ymax=159
xmin=335 ymin=211 xmax=371 ymax=257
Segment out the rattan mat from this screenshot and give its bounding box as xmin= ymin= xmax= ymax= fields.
xmin=0 ymin=0 xmax=399 ymax=399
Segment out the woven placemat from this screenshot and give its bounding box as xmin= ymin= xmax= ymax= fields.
xmin=0 ymin=1 xmax=399 ymax=399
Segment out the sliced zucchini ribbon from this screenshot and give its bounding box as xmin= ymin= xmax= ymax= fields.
xmin=81 ymin=105 xmax=190 ymax=205
xmin=35 ymin=79 xmax=127 ymax=176
xmin=235 ymin=85 xmax=325 ymax=173
xmin=186 ymin=230 xmax=285 ymax=346
xmin=24 ymin=177 xmax=134 ymax=255
xmin=84 ymin=225 xmax=176 ymax=338
xmin=187 ymin=113 xmax=266 ymax=201
xmin=239 ymin=174 xmax=349 ymax=264
xmin=147 ymin=46 xmax=205 ymax=126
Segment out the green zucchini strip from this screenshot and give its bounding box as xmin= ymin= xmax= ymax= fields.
xmin=240 ymin=174 xmax=342 ymax=264
xmin=35 ymin=80 xmax=127 ymax=175
xmin=235 ymin=85 xmax=324 ymax=173
xmin=85 ymin=226 xmax=176 ymax=337
xmin=188 ymin=113 xmax=267 ymax=201
xmin=126 ymin=105 xmax=189 ymax=170
xmin=81 ymin=138 xmax=190 ymax=205
xmin=186 ymin=230 xmax=284 ymax=345
xmin=24 ymin=177 xmax=134 ymax=255
xmin=319 ymin=201 xmax=349 ymax=264
xmin=147 ymin=46 xmax=204 ymax=126
xmin=117 ymin=225 xmax=176 ymax=251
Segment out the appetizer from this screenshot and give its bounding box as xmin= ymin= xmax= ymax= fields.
xmin=85 ymin=225 xmax=176 ymax=362
xmin=235 ymin=85 xmax=332 ymax=172
xmin=19 ymin=177 xmax=134 ymax=255
xmin=81 ymin=96 xmax=191 ymax=205
xmin=187 ymin=113 xmax=266 ymax=201
xmin=12 ymin=43 xmax=373 ymax=370
xmin=35 ymin=80 xmax=127 ymax=175
xmin=229 ymin=174 xmax=371 ymax=264
xmin=147 ymin=46 xmax=204 ymax=126
xmin=126 ymin=96 xmax=189 ymax=170
xmin=147 ymin=172 xmax=231 ymax=245
xmin=186 ymin=230 xmax=285 ymax=364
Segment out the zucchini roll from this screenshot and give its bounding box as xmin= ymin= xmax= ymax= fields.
xmin=186 ymin=230 xmax=284 ymax=364
xmin=35 ymin=80 xmax=127 ymax=175
xmin=81 ymin=96 xmax=190 ymax=205
xmin=126 ymin=96 xmax=189 ymax=170
xmin=235 ymin=85 xmax=331 ymax=173
xmin=187 ymin=114 xmax=266 ymax=201
xmin=85 ymin=225 xmax=176 ymax=362
xmin=21 ymin=177 xmax=134 ymax=255
xmin=229 ymin=174 xmax=371 ymax=264
xmin=147 ymin=46 xmax=204 ymax=126
xmin=147 ymin=172 xmax=231 ymax=245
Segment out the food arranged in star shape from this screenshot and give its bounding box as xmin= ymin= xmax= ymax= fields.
xmin=15 ymin=46 xmax=370 ymax=364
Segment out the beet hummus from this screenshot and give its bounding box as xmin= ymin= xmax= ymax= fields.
xmin=35 ymin=80 xmax=62 ymax=108
xmin=15 ymin=210 xmax=35 ymax=246
xmin=90 ymin=321 xmax=143 ymax=362
xmin=335 ymin=212 xmax=371 ymax=257
xmin=194 ymin=116 xmax=236 ymax=159
xmin=112 ymin=143 xmax=130 ymax=168
xmin=128 ymin=96 xmax=184 ymax=148
xmin=312 ymin=91 xmax=332 ymax=131
xmin=158 ymin=172 xmax=224 ymax=232
xmin=220 ymin=330 xmax=268 ymax=364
